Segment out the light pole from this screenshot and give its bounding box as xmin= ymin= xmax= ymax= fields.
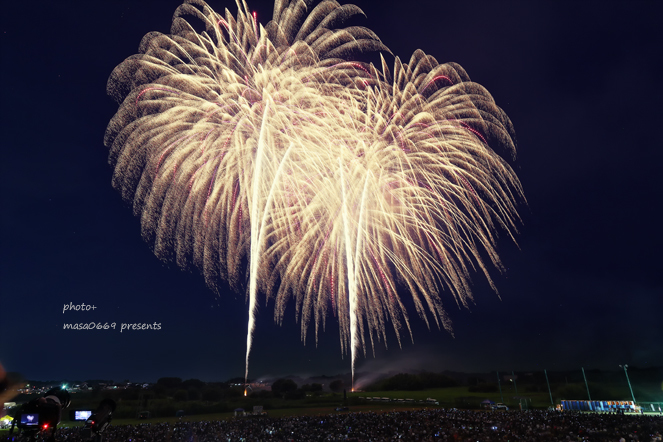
xmin=496 ymin=371 xmax=504 ymax=403
xmin=511 ymin=371 xmax=518 ymax=396
xmin=544 ymin=369 xmax=553 ymax=406
xmin=619 ymin=364 xmax=636 ymax=404
xmin=581 ymin=367 xmax=591 ymax=401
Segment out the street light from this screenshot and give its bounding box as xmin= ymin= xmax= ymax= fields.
xmin=619 ymin=365 xmax=636 ymax=404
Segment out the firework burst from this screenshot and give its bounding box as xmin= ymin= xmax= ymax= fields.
xmin=105 ymin=0 xmax=524 ymax=383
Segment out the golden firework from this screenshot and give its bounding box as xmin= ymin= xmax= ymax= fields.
xmin=105 ymin=0 xmax=524 ymax=382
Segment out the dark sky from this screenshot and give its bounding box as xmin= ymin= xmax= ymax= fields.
xmin=1 ymin=0 xmax=661 ymax=383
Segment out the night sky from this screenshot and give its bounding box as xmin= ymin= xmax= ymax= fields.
xmin=1 ymin=0 xmax=661 ymax=383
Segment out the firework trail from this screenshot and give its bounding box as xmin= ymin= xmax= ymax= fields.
xmin=105 ymin=0 xmax=523 ymax=385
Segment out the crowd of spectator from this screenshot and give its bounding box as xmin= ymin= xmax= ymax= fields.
xmin=2 ymin=408 xmax=662 ymax=441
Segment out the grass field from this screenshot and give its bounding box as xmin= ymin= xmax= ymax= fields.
xmin=2 ymin=399 xmax=660 ymax=438
xmin=350 ymin=386 xmax=554 ymax=409
xmin=5 ymin=379 xmax=655 ymax=437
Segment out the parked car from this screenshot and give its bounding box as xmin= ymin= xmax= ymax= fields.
xmin=492 ymin=403 xmax=509 ymax=410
